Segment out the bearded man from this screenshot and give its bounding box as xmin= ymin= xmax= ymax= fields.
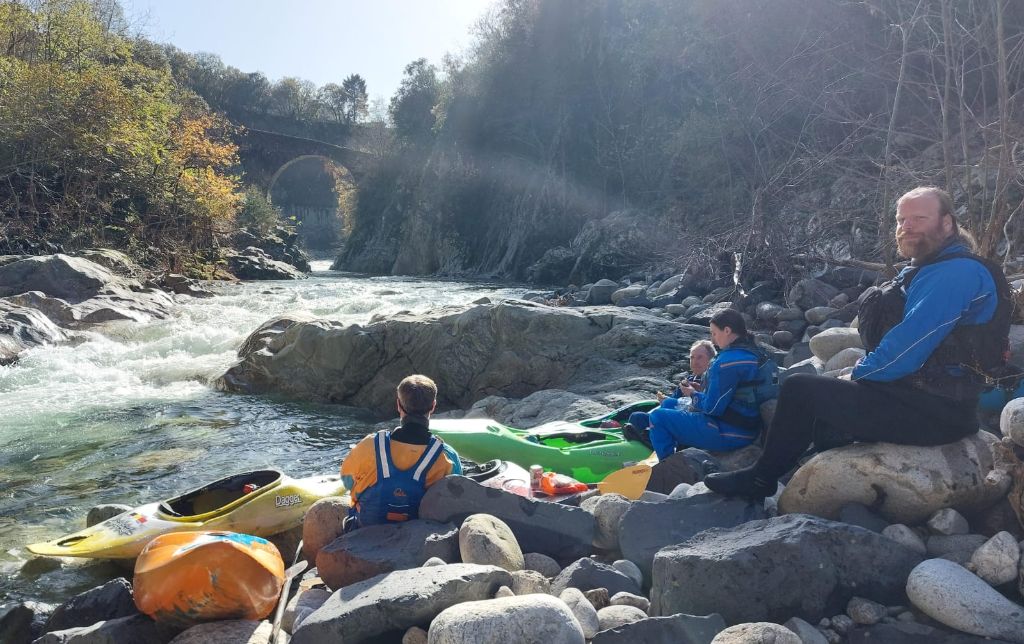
xmin=705 ymin=186 xmax=1011 ymax=500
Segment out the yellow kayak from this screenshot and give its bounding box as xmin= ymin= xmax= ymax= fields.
xmin=27 ymin=470 xmax=347 ymax=559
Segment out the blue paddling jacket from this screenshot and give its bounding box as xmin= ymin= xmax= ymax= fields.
xmin=689 ymin=341 xmax=764 ymax=439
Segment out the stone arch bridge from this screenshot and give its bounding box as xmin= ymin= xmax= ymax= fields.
xmin=234 ymin=127 xmax=373 ymax=195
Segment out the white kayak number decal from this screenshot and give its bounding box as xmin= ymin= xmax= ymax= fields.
xmin=275 ymin=494 xmax=302 ymax=508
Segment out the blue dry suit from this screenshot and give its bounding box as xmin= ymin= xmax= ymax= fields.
xmin=627 ymin=373 xmax=702 ymax=432
xmin=852 ymin=241 xmax=997 ymax=384
xmin=648 ymin=343 xmax=762 ymax=459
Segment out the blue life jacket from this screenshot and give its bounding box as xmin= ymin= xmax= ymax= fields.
xmin=353 ymin=430 xmax=445 ymax=527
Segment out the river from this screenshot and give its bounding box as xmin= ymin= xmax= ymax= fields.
xmin=0 ymin=261 xmax=527 ymax=603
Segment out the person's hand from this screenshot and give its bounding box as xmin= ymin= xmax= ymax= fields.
xmin=687 ymin=380 xmax=703 ymax=392
xmin=679 ymin=383 xmax=696 ymax=397
xmin=655 ymin=390 xmax=666 ymax=402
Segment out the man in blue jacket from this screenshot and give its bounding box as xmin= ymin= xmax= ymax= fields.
xmin=706 ymin=186 xmax=1010 ymax=499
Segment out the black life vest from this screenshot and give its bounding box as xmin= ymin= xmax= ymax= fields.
xmin=857 ymin=250 xmax=1013 ymax=400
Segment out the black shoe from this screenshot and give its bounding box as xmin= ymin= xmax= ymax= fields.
xmin=704 ymin=466 xmax=777 ymax=500
xmin=622 ymin=423 xmax=653 ymax=450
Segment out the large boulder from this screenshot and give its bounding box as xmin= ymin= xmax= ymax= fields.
xmin=34 ymin=614 xmax=179 ymax=644
xmin=225 ymin=247 xmax=308 ymax=280
xmin=619 ymin=494 xmax=767 ymax=582
xmin=421 ymin=477 xmax=596 ymax=563
xmin=551 ymin=557 xmax=641 ymax=597
xmin=458 ymin=514 xmax=524 ymax=571
xmin=301 ymin=496 xmax=351 ymax=562
xmin=427 ymin=595 xmax=585 ymax=644
xmin=590 ymin=613 xmax=727 ymax=644
xmin=0 ymin=300 xmax=72 ymax=364
xmin=216 ymin=300 xmax=707 ymax=414
xmin=808 ymin=327 xmax=863 ymax=362
xmin=316 ymin=520 xmax=458 ymax=589
xmin=0 ymin=254 xmax=120 ymax=301
xmin=778 ymin=431 xmax=1008 ymax=525
xmin=906 ymin=558 xmax=1024 ymax=643
xmin=650 ymin=514 xmax=924 ymax=625
xmin=43 ymin=578 xmax=137 ymax=633
xmin=291 ymin=564 xmax=512 ymax=644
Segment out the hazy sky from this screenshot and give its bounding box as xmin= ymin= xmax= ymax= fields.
xmin=121 ymin=0 xmax=492 ymax=101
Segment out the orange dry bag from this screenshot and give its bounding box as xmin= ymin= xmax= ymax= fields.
xmin=133 ymin=531 xmax=285 ymax=627
xmin=539 ymin=471 xmax=589 ymax=495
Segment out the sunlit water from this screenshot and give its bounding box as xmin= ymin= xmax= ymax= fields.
xmin=0 ymin=261 xmax=527 ymax=603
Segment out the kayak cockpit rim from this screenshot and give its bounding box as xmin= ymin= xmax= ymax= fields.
xmin=157 ymin=469 xmax=283 ymax=521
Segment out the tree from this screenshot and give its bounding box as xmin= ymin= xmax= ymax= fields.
xmin=389 ymin=58 xmax=439 ymax=145
xmin=341 ymin=73 xmax=368 ymax=123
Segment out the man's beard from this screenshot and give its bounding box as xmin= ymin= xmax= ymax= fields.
xmin=896 ymin=229 xmax=949 ymax=259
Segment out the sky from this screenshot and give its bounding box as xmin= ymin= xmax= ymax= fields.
xmin=121 ymin=0 xmax=493 ymax=101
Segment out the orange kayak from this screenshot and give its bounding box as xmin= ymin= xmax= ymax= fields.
xmin=133 ymin=531 xmax=285 ymax=627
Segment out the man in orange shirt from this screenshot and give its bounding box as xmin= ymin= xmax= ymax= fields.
xmin=340 ymin=374 xmax=462 ymax=528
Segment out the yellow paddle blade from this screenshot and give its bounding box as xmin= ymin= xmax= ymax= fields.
xmin=596 ymin=454 xmax=657 ymax=500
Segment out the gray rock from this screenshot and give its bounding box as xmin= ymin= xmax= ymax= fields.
xmin=0 ymin=300 xmax=73 ymax=364
xmin=808 ymin=327 xmax=862 ymax=362
xmin=847 ymin=597 xmax=887 ymax=625
xmin=756 ymin=302 xmax=785 ymax=322
xmin=422 ymin=556 xmax=446 ymax=567
xmin=772 ymin=331 xmax=794 ymax=349
xmin=776 ymin=307 xmax=805 ymax=322
xmin=611 ymin=559 xmax=643 ymax=589
xmin=688 ymin=302 xmax=734 ymax=326
xmin=838 ymin=503 xmax=888 ymax=533
xmin=789 ymin=279 xmax=840 ymax=311
xmin=85 ymin=504 xmax=132 ymax=528
xmin=0 ymin=601 xmax=53 ymax=644
xmin=560 ymin=587 xmax=600 ymax=638
xmin=610 ymin=592 xmax=650 ymax=613
xmin=587 ymin=279 xmax=620 ymax=306
xmin=598 ymin=605 xmax=648 ymax=631
xmin=823 ymin=347 xmax=864 ymax=373
xmin=927 ymin=509 xmax=970 ymax=536
xmin=427 ymin=594 xmax=585 ymax=644
xmin=585 ymin=587 xmax=611 ymax=610
xmin=494 ymin=585 xmax=515 ymax=598
xmin=845 ymin=622 xmax=1004 ymax=643
xmin=778 ymin=432 xmax=1007 ymax=525
xmin=666 ymin=304 xmax=688 ymax=317
xmin=420 ymin=476 xmax=595 ymax=563
xmin=292 ymin=563 xmax=512 ymax=644
xmin=226 ymin=247 xmax=307 ymax=280
xmin=552 ymin=557 xmax=640 ymax=597
xmin=1001 ymin=397 xmax=1024 ymax=448
xmin=301 ymin=497 xmax=350 ymax=563
xmin=459 ymin=514 xmax=524 ymax=571
xmin=591 ymin=612 xmax=726 ymax=644
xmin=805 ymin=307 xmax=840 ymax=325
xmin=619 ymin=494 xmax=767 ymax=582
xmin=639 ymin=491 xmax=668 ymax=502
xmin=883 ymin=525 xmax=927 ymax=555
xmin=657 ymin=275 xmax=684 ymax=296
xmin=783 ymin=617 xmax=828 ymax=644
xmin=711 ymin=622 xmax=801 ymax=643
xmin=830 ymin=614 xmax=854 ymax=634
xmin=169 ymin=620 xmax=271 ymax=644
xmin=524 ymin=552 xmax=562 ymax=577
xmin=612 ymin=286 xmax=646 ymax=306
xmin=403 ymin=626 xmax=428 ymax=644
xmin=582 ymin=493 xmax=631 ymax=550
xmin=315 ymin=519 xmax=457 ymax=590
xmin=510 ymin=569 xmax=551 ymax=595
xmin=0 ymin=254 xmax=119 ymax=300
xmin=650 ymin=514 xmax=924 ymax=624
xmin=35 ymin=614 xmax=179 ymax=644
xmin=681 ymin=296 xmax=703 ymax=308
xmin=906 ymin=558 xmax=1024 ymax=643
xmin=43 ymin=578 xmax=137 ymax=634
xmin=283 ymin=588 xmax=331 ymax=634
xmin=926 ymin=534 xmax=988 ymax=562
xmin=968 ymin=531 xmax=1019 ymax=586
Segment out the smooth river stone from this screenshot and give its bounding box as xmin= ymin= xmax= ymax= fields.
xmin=906 ymin=558 xmax=1024 ymax=643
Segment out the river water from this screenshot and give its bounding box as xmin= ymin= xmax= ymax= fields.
xmin=0 ymin=261 xmax=527 ymax=603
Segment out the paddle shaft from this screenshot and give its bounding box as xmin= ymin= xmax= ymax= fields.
xmin=271 ymin=540 xmax=308 ymax=644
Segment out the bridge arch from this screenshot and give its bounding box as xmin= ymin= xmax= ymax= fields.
xmin=266 ymin=154 xmax=353 ymax=200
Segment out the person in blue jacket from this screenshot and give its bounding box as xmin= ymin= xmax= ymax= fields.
xmin=706 ymin=186 xmax=1010 ymax=500
xmin=646 ymin=308 xmax=765 ymax=460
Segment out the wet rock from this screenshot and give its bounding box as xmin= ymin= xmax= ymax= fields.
xmin=968 ymin=531 xmax=1019 ymax=586
xmin=882 ymin=524 xmax=927 ymax=555
xmin=560 ymin=587 xmax=600 ymax=638
xmin=524 ymin=552 xmax=561 ymax=577
xmin=783 ymin=617 xmax=828 ymax=644
xmin=0 ymin=300 xmax=73 ymax=364
xmin=0 ymin=601 xmax=53 ymax=644
xmin=598 ymin=605 xmax=648 ymax=631
xmin=420 ymin=476 xmax=595 ymax=563
xmin=847 ymin=597 xmax=887 ymax=625
xmin=927 ymin=509 xmax=970 ymax=536
xmin=316 ymin=519 xmax=457 ymax=589
xmin=711 ymin=622 xmax=801 ymax=643
xmin=906 ymin=558 xmax=1024 ymax=643
xmin=610 ymin=592 xmax=650 ymax=613
xmin=85 ymin=504 xmax=132 ymax=528
xmin=510 ymin=569 xmax=551 ymax=595
xmin=36 ymin=614 xmax=179 ymax=644
xmin=428 ymin=594 xmax=585 ymax=644
xmin=459 ymin=514 xmax=524 ymax=571
xmin=808 ymin=327 xmax=863 ymax=363
xmin=552 ymin=557 xmax=640 ymax=597
xmin=292 ymin=563 xmax=512 ymax=644
xmin=590 ymin=612 xmax=726 ymax=644
xmin=581 ymin=493 xmax=631 ymax=550
xmin=43 ymin=578 xmax=137 ymax=633
xmin=650 ymin=515 xmax=923 ymax=624
xmin=619 ymin=494 xmax=767 ymax=582
xmin=778 ymin=432 xmax=1007 ymax=525
xmin=169 ymin=619 xmax=271 ymax=643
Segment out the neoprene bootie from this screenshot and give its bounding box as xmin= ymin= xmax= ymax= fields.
xmin=704 ymin=466 xmax=777 ymax=500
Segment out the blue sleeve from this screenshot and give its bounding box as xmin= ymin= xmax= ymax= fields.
xmin=693 ymin=350 xmax=758 ymax=417
xmin=443 ymin=444 xmax=463 ymax=475
xmin=853 ymin=259 xmax=995 ymax=382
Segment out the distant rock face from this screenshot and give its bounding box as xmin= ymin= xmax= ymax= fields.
xmin=650 ymin=514 xmax=923 ymax=625
xmin=778 ymin=432 xmax=1007 ymax=525
xmin=216 ymin=300 xmax=706 ymax=414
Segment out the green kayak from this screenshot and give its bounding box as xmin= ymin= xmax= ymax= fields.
xmin=431 ymin=401 xmax=658 ymax=483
